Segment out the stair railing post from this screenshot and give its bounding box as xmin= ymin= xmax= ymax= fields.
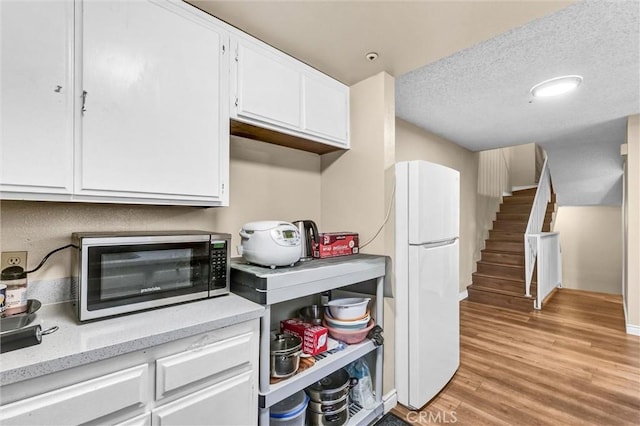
xmin=525 ymin=156 xmax=551 ymax=297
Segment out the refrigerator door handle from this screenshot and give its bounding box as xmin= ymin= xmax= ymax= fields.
xmin=411 ymin=237 xmax=458 ymax=248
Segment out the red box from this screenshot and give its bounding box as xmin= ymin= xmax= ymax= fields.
xmin=313 ymin=232 xmax=359 ymax=259
xmin=280 ymin=319 xmax=328 ymax=356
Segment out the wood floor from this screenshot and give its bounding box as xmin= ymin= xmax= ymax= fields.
xmin=392 ymin=289 xmax=640 ymax=425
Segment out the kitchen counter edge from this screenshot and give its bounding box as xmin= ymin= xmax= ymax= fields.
xmin=0 ymin=293 xmax=264 ymax=386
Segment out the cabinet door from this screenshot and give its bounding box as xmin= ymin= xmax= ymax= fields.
xmin=0 ymin=364 xmax=148 ymax=426
xmin=0 ymin=0 xmax=73 ymax=196
xmin=151 ymin=371 xmax=256 ymax=426
xmin=234 ymin=38 xmax=302 ymax=129
xmin=79 ymin=0 xmax=229 ymax=205
xmin=303 ymin=74 xmax=349 ymax=147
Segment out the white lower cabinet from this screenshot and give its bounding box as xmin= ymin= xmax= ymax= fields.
xmin=152 ymin=371 xmax=255 ymax=426
xmin=0 ymin=364 xmax=149 ymax=426
xmin=115 ymin=413 xmax=153 ymax=426
xmin=0 ymin=320 xmax=259 ymax=426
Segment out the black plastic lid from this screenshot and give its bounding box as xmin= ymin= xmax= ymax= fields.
xmin=1 ymin=266 xmax=27 ymax=280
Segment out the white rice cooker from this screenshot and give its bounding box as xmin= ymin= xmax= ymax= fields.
xmin=238 ymin=221 xmax=301 ymax=268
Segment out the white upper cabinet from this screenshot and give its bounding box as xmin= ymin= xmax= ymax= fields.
xmin=231 ymin=34 xmax=350 ymax=151
xmin=235 ymin=41 xmax=301 ymax=130
xmin=303 ymin=74 xmax=349 ymax=143
xmin=0 ymin=0 xmax=74 ymax=197
xmin=78 ymin=0 xmax=229 ymax=206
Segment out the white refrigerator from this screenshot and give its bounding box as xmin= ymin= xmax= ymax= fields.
xmin=395 ymin=160 xmax=460 ymax=410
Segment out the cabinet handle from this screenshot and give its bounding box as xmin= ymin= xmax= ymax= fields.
xmin=81 ymin=90 xmax=88 ymax=115
xmin=54 ymin=85 xmax=62 ymax=93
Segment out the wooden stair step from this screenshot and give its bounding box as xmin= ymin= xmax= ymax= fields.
xmin=502 ymin=195 xmax=535 ymax=204
xmin=496 ymin=212 xmax=553 ymax=222
xmin=485 ymin=240 xmax=524 ymax=253
xmin=511 ymin=188 xmax=537 ymax=196
xmin=492 ymin=220 xmax=527 ymax=232
xmin=499 ymin=202 xmax=555 ymax=214
xmin=500 ymin=203 xmax=534 ymax=213
xmin=477 ymin=261 xmax=524 ymax=280
xmin=488 ymin=231 xmax=524 ymax=242
xmin=496 ymin=212 xmax=529 ymax=221
xmin=466 ymin=285 xmax=535 ymax=312
xmin=472 ymin=272 xmax=537 ymax=293
xmin=480 ymin=250 xmax=524 ymax=266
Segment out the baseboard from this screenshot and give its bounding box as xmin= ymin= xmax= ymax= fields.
xmin=627 ymin=324 xmax=640 ymax=336
xmin=622 ymin=300 xmax=639 ymax=335
xmin=458 ymin=290 xmax=468 ymax=301
xmin=383 ymin=389 xmax=398 ymax=413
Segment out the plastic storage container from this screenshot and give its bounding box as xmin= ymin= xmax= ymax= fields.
xmin=270 ymin=390 xmax=309 ymax=426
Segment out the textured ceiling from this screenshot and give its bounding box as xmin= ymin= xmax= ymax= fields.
xmin=396 ymin=1 xmax=639 ymax=205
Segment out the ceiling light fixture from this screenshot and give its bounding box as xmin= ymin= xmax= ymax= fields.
xmin=530 ymin=75 xmax=583 ymax=98
xmin=365 ymin=52 xmax=379 ymax=62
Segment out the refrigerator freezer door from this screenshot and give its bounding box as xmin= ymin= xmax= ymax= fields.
xmin=407 ymin=240 xmax=459 ymax=409
xmin=408 ymin=161 xmax=460 ymax=245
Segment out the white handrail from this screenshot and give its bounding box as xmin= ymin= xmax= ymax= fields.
xmin=524 ymin=156 xmax=552 ymax=297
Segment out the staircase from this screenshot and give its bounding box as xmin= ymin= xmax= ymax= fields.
xmin=467 ymin=187 xmax=556 ymax=311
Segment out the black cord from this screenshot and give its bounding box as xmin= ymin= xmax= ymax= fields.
xmin=25 ymin=244 xmax=79 ymax=274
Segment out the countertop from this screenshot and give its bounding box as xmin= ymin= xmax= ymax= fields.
xmin=0 ymin=293 xmax=264 ymax=386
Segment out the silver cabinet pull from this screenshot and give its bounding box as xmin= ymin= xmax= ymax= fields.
xmin=81 ymin=90 xmax=88 ymax=114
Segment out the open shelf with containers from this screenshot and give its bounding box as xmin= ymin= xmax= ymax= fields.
xmin=230 ymin=254 xmax=387 ymax=425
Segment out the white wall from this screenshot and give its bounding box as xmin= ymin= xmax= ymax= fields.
xmin=321 ymin=71 xmax=396 ymax=395
xmin=507 ymin=143 xmax=537 ymax=187
xmin=553 ymin=206 xmax=622 ymax=294
xmin=476 ymin=148 xmax=512 ymax=264
xmin=625 ymin=114 xmax=640 ymax=331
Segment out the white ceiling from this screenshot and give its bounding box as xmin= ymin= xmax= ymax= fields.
xmin=189 ymin=0 xmax=571 ymax=85
xmin=189 ymin=1 xmax=639 ymax=206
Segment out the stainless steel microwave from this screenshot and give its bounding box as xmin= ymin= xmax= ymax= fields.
xmin=71 ymin=231 xmax=230 ymax=322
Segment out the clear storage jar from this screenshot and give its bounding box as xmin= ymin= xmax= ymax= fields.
xmin=1 ymin=266 xmax=28 ymax=316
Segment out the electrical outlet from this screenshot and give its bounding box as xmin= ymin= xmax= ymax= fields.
xmin=1 ymin=251 xmax=28 ymax=271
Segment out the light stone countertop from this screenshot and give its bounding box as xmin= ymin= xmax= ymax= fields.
xmin=0 ymin=294 xmax=264 ymax=386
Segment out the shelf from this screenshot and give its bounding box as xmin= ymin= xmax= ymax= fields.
xmin=231 ymin=254 xmax=386 ymax=305
xmin=260 ymin=339 xmax=377 ymax=408
xmin=348 ymin=401 xmax=384 ymax=425
xmin=234 ymin=254 xmax=387 ymax=426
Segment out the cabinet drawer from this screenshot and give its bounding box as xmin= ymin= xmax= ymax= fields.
xmin=0 ymin=364 xmax=148 ymax=426
xmin=156 ymin=331 xmax=254 ymax=399
xmin=152 ymin=370 xmax=255 ymax=426
xmin=113 ymin=412 xmax=152 ymax=426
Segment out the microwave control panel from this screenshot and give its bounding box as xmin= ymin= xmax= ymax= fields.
xmin=210 ymin=240 xmax=229 ymax=291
